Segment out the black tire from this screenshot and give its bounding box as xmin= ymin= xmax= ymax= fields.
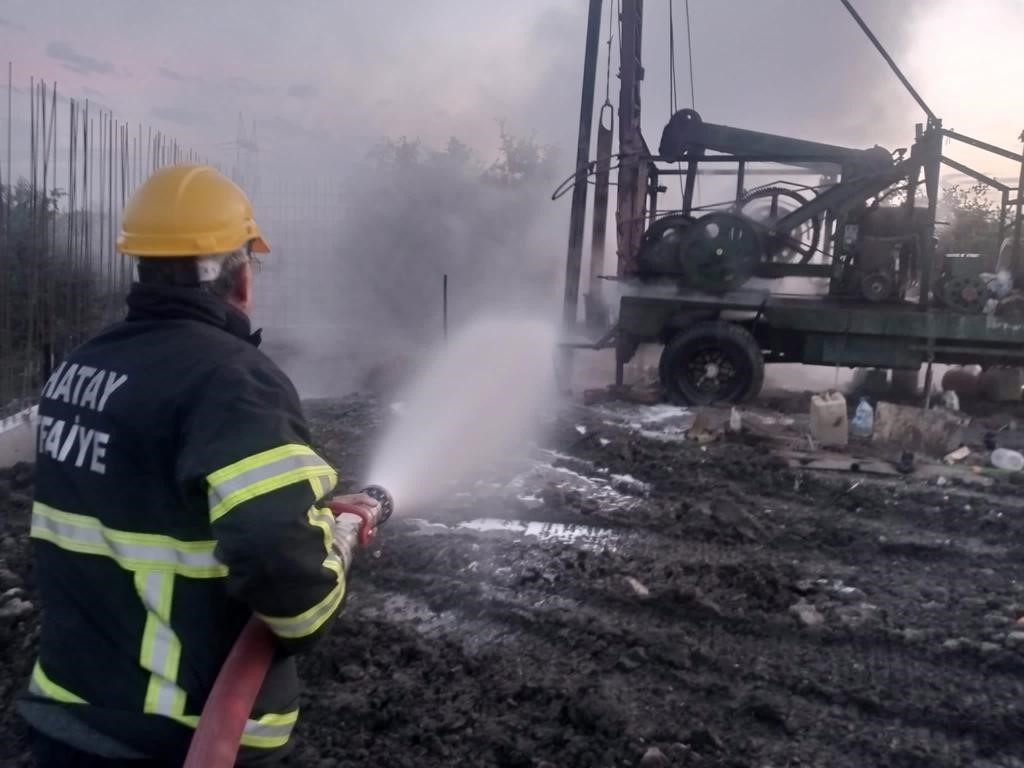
xmin=659 ymin=321 xmax=765 ymax=405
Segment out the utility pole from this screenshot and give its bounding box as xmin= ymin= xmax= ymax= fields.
xmin=615 ymin=0 xmax=646 ymax=277
xmin=562 ymin=0 xmax=604 ymax=331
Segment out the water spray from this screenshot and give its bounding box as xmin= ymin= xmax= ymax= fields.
xmin=182 ymin=485 xmax=394 ymax=768
xmin=185 ymin=317 xmax=556 ymax=765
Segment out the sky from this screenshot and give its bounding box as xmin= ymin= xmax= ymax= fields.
xmin=2 ymin=0 xmax=1022 ymax=395
xmin=2 ymin=0 xmax=1022 ymax=183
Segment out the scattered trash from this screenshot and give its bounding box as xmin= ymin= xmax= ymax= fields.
xmin=850 ymin=397 xmax=875 ymax=438
xmin=991 ymin=448 xmax=1024 ymax=472
xmin=809 ymin=390 xmax=848 ymax=447
xmin=873 ymin=401 xmax=967 ymax=456
xmin=936 ymin=476 xmax=949 ymax=487
xmin=941 ymin=390 xmax=960 ymax=412
xmin=575 ymin=425 xmax=587 ymax=435
xmin=779 ymin=451 xmax=901 ymax=476
xmin=687 ymin=410 xmax=721 ymax=444
xmin=943 ymin=446 xmax=971 ymax=464
xmin=624 ymin=576 xmax=650 ymax=597
xmin=789 ymin=601 xmax=825 ymax=628
xmin=728 ymin=407 xmax=742 ymax=433
xmin=897 ymin=451 xmax=915 ymax=475
xmin=639 ymin=747 xmax=670 ymax=767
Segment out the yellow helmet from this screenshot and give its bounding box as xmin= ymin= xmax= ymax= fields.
xmin=116 ymin=164 xmax=270 ymax=257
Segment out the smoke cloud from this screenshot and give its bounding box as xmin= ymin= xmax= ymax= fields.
xmin=5 ymin=0 xmax=1013 ymax=398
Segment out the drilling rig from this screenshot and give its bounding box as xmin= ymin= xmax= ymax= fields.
xmin=561 ymin=0 xmax=1024 ymax=405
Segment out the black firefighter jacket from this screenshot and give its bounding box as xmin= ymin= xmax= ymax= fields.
xmin=17 ymin=282 xmax=345 ymax=765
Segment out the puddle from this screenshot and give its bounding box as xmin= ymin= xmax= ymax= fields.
xmin=591 ymin=403 xmax=693 ymax=437
xmin=408 ymin=517 xmax=621 ymax=551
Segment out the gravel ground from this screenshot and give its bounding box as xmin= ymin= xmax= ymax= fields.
xmin=2 ymin=394 xmax=1024 ymax=767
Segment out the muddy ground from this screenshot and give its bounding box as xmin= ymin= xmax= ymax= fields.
xmin=3 ymin=393 xmax=1024 ymax=768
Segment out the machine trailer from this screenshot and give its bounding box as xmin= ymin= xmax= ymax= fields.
xmin=560 ymin=0 xmax=1024 ymax=406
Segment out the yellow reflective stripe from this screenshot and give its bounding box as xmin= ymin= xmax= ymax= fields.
xmin=262 ymin=505 xmax=344 ymax=641
xmin=30 ymin=658 xmax=296 ymax=750
xmin=239 ymin=709 xmax=300 ymax=749
xmin=136 ymin=571 xmax=187 ymax=718
xmin=255 ymin=570 xmax=345 ymax=640
xmin=207 ymin=444 xmax=337 ymax=523
xmin=308 ymin=473 xmax=333 ymax=499
xmin=30 ymin=503 xmax=227 ymax=578
xmin=308 ymin=505 xmax=335 ymax=556
xmin=29 ymin=661 xmax=86 ymax=704
xmin=168 ymin=710 xmax=298 ymax=749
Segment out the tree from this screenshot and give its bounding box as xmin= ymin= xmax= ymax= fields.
xmin=937 ymin=183 xmax=1004 ymax=260
xmin=336 ymin=127 xmax=564 ymax=356
xmin=0 ymin=181 xmax=111 ymax=406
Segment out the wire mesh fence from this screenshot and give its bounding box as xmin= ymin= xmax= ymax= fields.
xmin=0 ymin=66 xmax=215 ymax=414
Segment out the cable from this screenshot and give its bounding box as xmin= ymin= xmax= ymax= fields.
xmin=669 ymin=1 xmax=678 ymax=116
xmin=684 ymin=0 xmax=700 ymax=204
xmin=604 ymin=0 xmax=615 ymax=106
xmin=668 ymin=1 xmax=686 ymax=205
xmin=684 ymin=0 xmax=697 ymax=111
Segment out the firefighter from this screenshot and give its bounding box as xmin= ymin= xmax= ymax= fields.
xmin=18 ymin=164 xmax=376 ymax=766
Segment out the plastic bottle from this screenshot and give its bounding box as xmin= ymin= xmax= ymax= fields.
xmin=942 ymin=390 xmax=960 ymax=412
xmin=991 ymin=448 xmax=1024 ymax=471
xmin=850 ymin=397 xmax=874 ymax=438
xmin=728 ymin=407 xmax=742 ymax=432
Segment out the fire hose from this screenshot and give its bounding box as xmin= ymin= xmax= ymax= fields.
xmin=182 ymin=485 xmax=394 ymax=768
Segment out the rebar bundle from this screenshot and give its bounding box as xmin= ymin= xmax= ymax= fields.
xmin=0 ymin=65 xmax=208 ymax=411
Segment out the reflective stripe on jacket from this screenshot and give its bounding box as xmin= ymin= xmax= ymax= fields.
xmin=18 ymin=282 xmax=342 ymax=765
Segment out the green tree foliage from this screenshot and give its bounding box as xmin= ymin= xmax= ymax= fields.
xmin=341 ymin=128 xmax=563 ymax=343
xmin=0 ymin=181 xmax=110 ymax=404
xmin=937 ymin=183 xmax=1004 ymax=258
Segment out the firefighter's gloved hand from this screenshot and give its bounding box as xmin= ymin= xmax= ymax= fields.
xmin=329 ymin=494 xmax=381 ymax=572
xmin=332 ymin=493 xmax=381 ymax=513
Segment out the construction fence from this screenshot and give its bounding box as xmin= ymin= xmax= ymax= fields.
xmin=0 ymin=65 xmax=350 ymax=413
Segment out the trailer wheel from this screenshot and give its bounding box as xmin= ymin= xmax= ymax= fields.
xmin=659 ymin=321 xmax=765 ymax=405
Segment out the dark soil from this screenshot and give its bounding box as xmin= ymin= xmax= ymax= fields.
xmin=3 ymin=395 xmax=1024 ymax=767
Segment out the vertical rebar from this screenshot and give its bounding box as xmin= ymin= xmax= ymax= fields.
xmin=68 ymin=98 xmax=77 ymax=351
xmin=108 ymin=112 xmax=115 ymax=311
xmin=0 ymin=62 xmax=11 ymax=402
xmin=0 ymin=68 xmax=212 ymax=402
xmin=443 ymin=274 xmax=449 ymax=341
xmin=1012 ymin=131 xmax=1024 ymax=276
xmin=25 ymin=77 xmax=38 ymax=396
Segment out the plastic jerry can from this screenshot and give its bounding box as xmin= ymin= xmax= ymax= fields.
xmin=809 ymin=391 xmax=849 ymax=447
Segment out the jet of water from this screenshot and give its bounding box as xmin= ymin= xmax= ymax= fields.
xmin=365 ymin=316 xmax=558 ymax=513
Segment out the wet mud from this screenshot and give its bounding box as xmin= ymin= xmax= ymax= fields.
xmin=2 ymin=396 xmax=1024 ymax=767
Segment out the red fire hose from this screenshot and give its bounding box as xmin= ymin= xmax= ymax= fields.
xmin=182 ymin=497 xmax=388 ymax=768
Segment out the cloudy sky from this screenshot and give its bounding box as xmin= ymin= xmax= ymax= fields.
xmin=2 ymin=0 xmax=1022 ymax=183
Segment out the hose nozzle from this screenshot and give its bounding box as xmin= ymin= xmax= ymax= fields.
xmin=325 ymin=484 xmax=394 ymax=549
xmin=360 ymin=484 xmax=394 ymax=524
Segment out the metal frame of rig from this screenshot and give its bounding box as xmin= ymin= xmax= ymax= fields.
xmin=560 ymin=0 xmax=1024 ymax=406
